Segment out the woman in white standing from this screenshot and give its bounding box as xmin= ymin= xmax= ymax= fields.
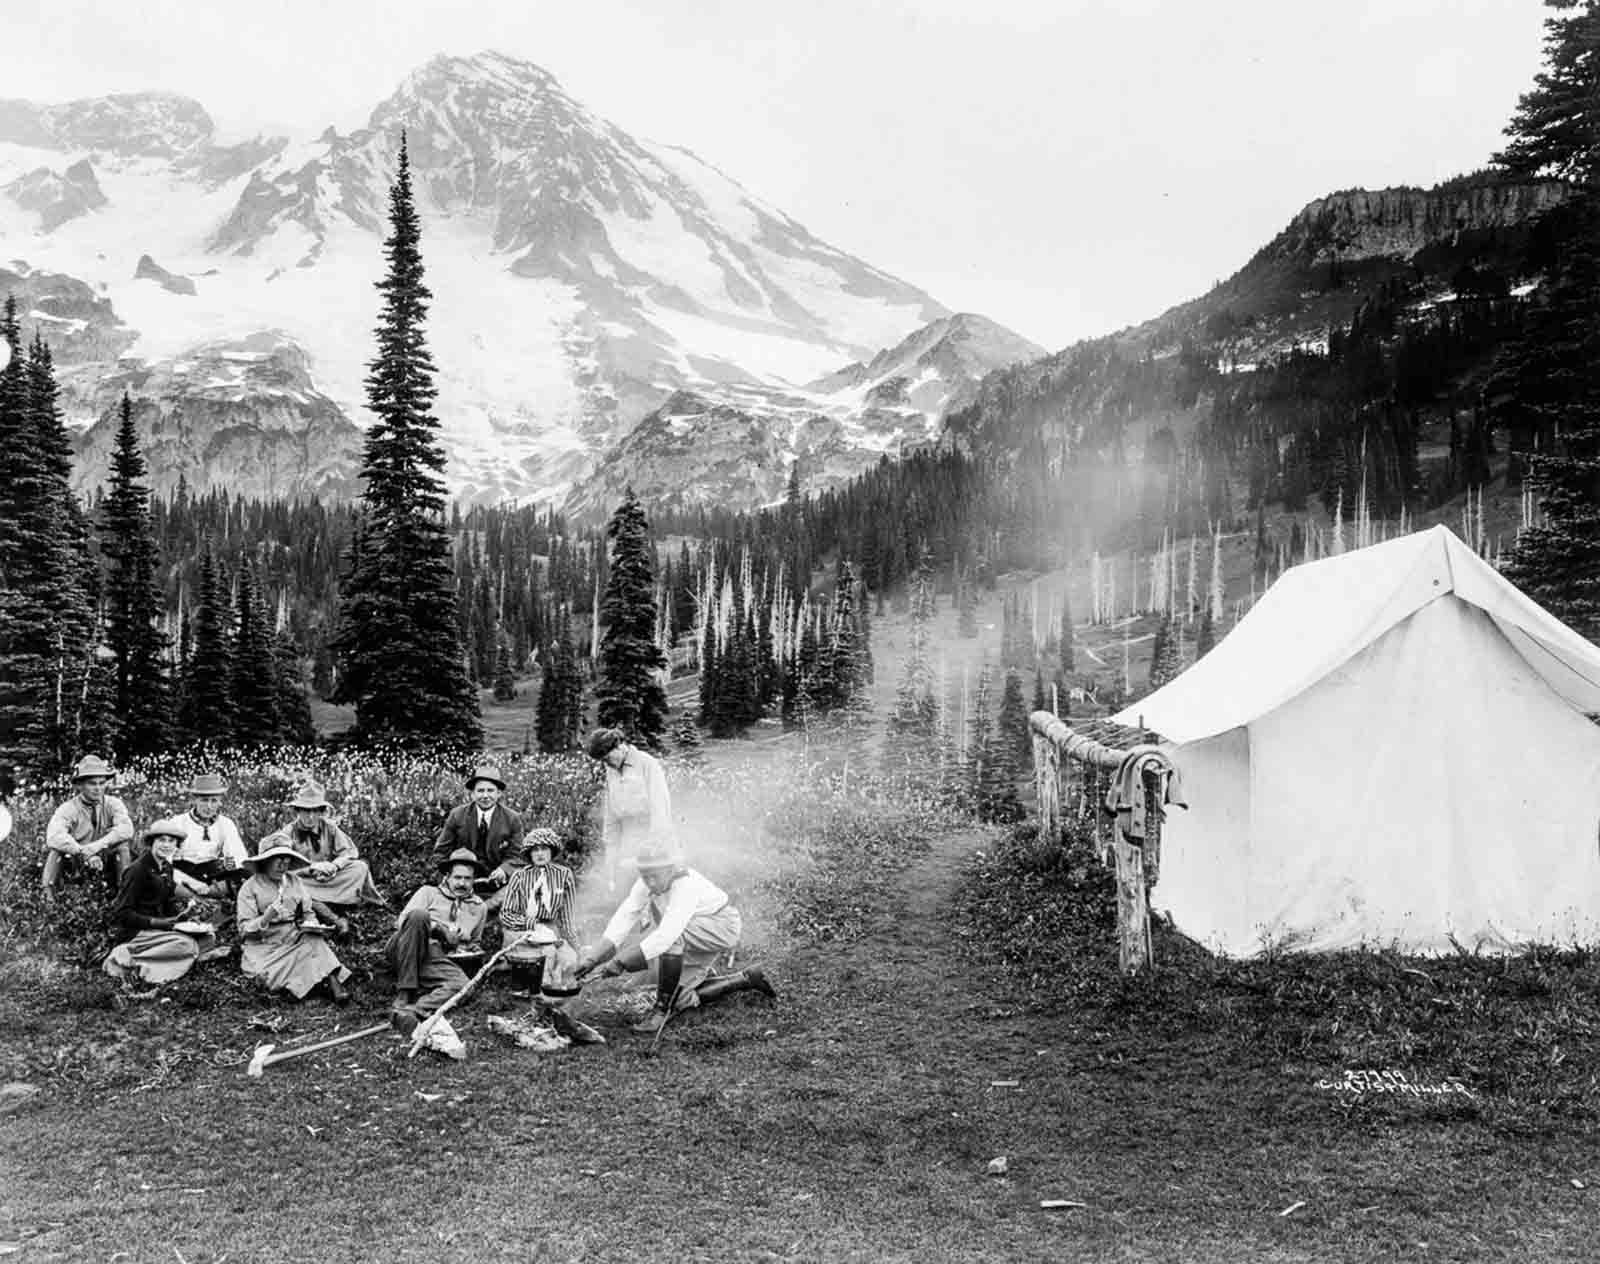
xmin=586 ymin=728 xmax=674 ymax=886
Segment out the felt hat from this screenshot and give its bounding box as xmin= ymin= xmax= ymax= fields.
xmin=71 ymin=754 xmax=115 ymax=782
xmin=142 ymin=816 xmax=189 ymax=844
xmin=286 ymin=781 xmax=331 ymax=811
xmin=466 ymin=764 xmax=506 ymax=791
xmin=187 ymin=772 xmax=228 ymax=796
xmin=523 ymin=827 xmax=563 ymax=855
xmin=632 ymin=841 xmax=685 ymax=871
xmin=243 ymin=843 xmax=310 ymax=871
xmin=438 ymin=846 xmax=487 ymax=876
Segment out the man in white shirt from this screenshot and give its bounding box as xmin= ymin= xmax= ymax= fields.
xmin=573 ymin=842 xmax=776 ymax=1033
xmin=172 ymin=772 xmax=249 ymax=893
xmin=171 ymin=772 xmax=251 ymax=931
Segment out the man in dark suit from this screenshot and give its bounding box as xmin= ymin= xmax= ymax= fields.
xmin=431 ymin=764 xmax=527 ymax=913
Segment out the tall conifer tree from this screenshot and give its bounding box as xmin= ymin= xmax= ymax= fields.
xmin=1495 ymin=1 xmax=1600 ymax=636
xmin=333 ymin=134 xmax=480 ymax=749
xmin=181 ymin=545 xmax=235 ymax=745
xmin=101 ymin=393 xmax=171 ymax=759
xmin=596 ymin=489 xmax=669 ymax=747
xmin=232 ymin=565 xmax=279 ymax=745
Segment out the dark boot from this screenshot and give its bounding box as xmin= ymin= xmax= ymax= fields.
xmin=325 ymin=973 xmax=351 ymax=1006
xmin=632 ymin=954 xmax=683 ymax=1033
xmin=510 ymin=960 xmax=544 ymax=999
xmin=694 ymin=966 xmax=778 ymax=1005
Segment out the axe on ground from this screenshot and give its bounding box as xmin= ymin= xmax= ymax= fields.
xmin=247 ymin=1023 xmax=390 ymax=1077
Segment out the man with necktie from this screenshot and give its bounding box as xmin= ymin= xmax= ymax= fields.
xmin=171 ymin=772 xmax=250 ymax=927
xmin=431 ymin=763 xmax=527 ymax=913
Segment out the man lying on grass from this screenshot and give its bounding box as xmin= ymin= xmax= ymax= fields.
xmin=574 ymin=842 xmax=777 ymax=1033
xmin=385 ymin=847 xmax=489 ymax=1038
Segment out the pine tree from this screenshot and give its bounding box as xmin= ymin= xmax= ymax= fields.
xmin=596 ymin=489 xmax=669 ymax=747
xmin=967 ymin=660 xmax=1019 ymax=822
xmin=882 ymin=559 xmax=937 ymax=779
xmin=0 ymin=315 xmax=94 ymax=771
xmin=1058 ymin=585 xmax=1075 ymax=672
xmin=332 ymin=134 xmax=480 ymax=749
xmin=673 ymin=709 xmax=705 ymax=764
xmin=273 ymin=630 xmax=317 ymax=746
xmin=997 ymin=667 xmax=1032 ymax=776
xmin=100 ymin=393 xmax=171 ymax=759
xmin=1495 ymin=2 xmax=1600 ymax=637
xmin=492 ymin=625 xmax=517 ymax=702
xmin=957 ymin=571 xmax=979 ymax=638
xmin=232 ymin=565 xmax=279 ymax=746
xmin=181 ymin=545 xmax=235 ymax=745
xmin=1146 ymin=613 xmax=1181 ymax=693
xmin=536 ymin=625 xmax=586 ymax=754
xmin=1196 ymin=605 xmax=1217 ymax=658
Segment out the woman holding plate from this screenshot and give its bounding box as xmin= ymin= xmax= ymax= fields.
xmin=103 ymin=817 xmax=222 ymax=988
xmin=236 ymin=842 xmax=353 ymax=1003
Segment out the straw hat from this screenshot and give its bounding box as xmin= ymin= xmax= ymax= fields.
xmin=466 ymin=764 xmax=506 ymax=791
xmin=438 ymin=846 xmax=487 ymax=876
xmin=243 ymin=844 xmax=310 ymax=871
xmin=71 ymin=755 xmax=115 ymax=782
xmin=186 ymin=772 xmax=228 ymax=796
xmin=286 ymin=782 xmax=331 ymax=811
xmin=632 ymin=841 xmax=685 ymax=871
xmin=523 ymin=827 xmax=563 ymax=855
xmin=143 ymin=817 xmax=189 ymax=844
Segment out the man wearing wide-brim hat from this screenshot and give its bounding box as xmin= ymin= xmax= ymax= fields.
xmin=574 ymin=841 xmax=777 ymax=1034
xmin=384 ymin=846 xmax=491 ymax=1037
xmin=257 ymin=781 xmax=385 ymax=909
xmin=103 ymin=818 xmax=223 ymax=989
xmin=43 ymin=755 xmax=135 ymax=896
xmin=170 ymin=771 xmax=250 ymax=912
xmin=431 ymin=763 xmax=527 ymax=913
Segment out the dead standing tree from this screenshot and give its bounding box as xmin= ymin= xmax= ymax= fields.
xmin=1029 ymin=710 xmax=1185 ymax=975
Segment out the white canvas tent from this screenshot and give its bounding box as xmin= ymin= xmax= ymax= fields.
xmin=1111 ymin=524 xmax=1600 ymax=957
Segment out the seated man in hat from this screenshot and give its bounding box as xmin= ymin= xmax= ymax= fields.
xmin=499 ymin=827 xmax=580 ymax=996
xmin=432 ymin=764 xmax=526 ymax=913
xmin=259 ymin=781 xmax=385 ymax=910
xmin=170 ymin=772 xmax=250 ymax=930
xmin=573 ymin=842 xmax=777 ymax=1034
xmin=103 ymin=817 xmax=223 ymax=990
xmin=385 ymin=848 xmax=490 ymax=1037
xmin=43 ymin=755 xmax=135 ymax=897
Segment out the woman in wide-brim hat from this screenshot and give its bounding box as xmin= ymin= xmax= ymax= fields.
xmin=103 ymin=817 xmax=221 ymax=988
xmin=236 ymin=841 xmax=353 ymax=1003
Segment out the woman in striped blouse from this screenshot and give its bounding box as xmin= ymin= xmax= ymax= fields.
xmin=499 ymin=828 xmax=579 ymax=995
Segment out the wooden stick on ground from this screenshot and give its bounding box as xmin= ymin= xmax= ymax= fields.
xmin=407 ymin=931 xmax=538 ymax=1059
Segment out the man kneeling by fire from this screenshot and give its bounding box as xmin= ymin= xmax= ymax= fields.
xmin=573 ymin=841 xmax=777 ymax=1033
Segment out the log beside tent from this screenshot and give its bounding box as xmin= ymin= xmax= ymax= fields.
xmin=1030 ymin=710 xmax=1184 ymax=976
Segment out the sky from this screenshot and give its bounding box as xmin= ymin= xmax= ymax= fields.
xmin=6 ymin=0 xmax=1551 ymax=350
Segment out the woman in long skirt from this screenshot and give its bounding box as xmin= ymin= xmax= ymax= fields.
xmin=236 ymin=843 xmax=352 ymax=1003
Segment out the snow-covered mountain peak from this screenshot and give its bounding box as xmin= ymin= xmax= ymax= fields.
xmin=0 ymin=54 xmax=1038 ymax=514
xmin=0 ymin=92 xmax=215 ymax=158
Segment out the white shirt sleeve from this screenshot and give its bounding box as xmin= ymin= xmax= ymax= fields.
xmin=601 ymin=878 xmax=651 ymax=947
xmin=637 ymin=876 xmax=701 ymax=961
